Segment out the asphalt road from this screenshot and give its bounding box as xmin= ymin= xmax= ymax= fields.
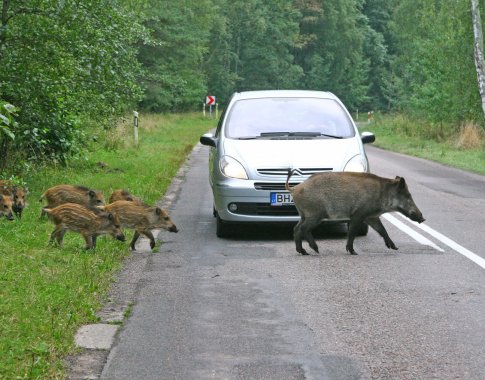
xmin=101 ymin=144 xmax=485 ymax=380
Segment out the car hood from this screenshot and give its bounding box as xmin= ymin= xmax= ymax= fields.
xmin=223 ymin=138 xmax=362 ymax=176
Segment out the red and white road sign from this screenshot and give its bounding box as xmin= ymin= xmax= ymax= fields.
xmin=206 ymin=95 xmax=215 ymax=105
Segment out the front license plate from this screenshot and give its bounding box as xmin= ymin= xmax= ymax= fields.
xmin=270 ymin=192 xmax=294 ymax=206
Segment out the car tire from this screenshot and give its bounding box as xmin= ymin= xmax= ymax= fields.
xmin=216 ymin=214 xmax=232 ymax=238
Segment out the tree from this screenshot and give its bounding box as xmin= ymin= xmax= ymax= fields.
xmin=136 ymin=0 xmax=214 ymax=112
xmin=0 ymin=0 xmax=144 ymax=165
xmin=390 ymin=0 xmax=482 ymax=125
xmin=471 ymin=0 xmax=485 ymax=124
xmin=293 ymin=0 xmax=370 ymax=110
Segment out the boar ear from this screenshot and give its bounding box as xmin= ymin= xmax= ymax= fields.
xmin=397 ymin=177 xmax=406 ymax=189
xmin=88 ymin=190 xmax=96 ymax=198
xmin=155 ymin=207 xmax=161 ymax=215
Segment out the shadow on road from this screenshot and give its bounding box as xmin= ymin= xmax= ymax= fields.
xmin=219 ymin=221 xmax=349 ymax=242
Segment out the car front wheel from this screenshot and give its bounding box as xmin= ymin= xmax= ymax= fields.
xmin=216 ymin=214 xmax=232 ymax=238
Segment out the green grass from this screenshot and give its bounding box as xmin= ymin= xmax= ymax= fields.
xmin=0 ymin=113 xmax=215 ymax=379
xmin=360 ymin=114 xmax=485 ymax=175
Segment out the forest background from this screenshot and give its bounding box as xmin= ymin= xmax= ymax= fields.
xmin=1 ymin=0 xmax=484 ymax=176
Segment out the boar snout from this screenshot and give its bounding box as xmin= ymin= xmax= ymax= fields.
xmin=411 ymin=212 xmax=425 ymax=224
xmin=169 ymin=225 xmax=179 ymax=233
xmin=115 ymin=233 xmax=126 ymax=242
xmin=6 ymin=213 xmax=14 ymax=221
xmin=398 ymin=207 xmax=425 ymax=224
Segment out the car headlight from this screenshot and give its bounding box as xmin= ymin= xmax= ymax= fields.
xmin=220 ymin=155 xmax=248 ymax=179
xmin=344 ymin=155 xmax=368 ymax=172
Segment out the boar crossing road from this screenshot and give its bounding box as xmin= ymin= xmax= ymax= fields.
xmin=91 ymin=144 xmax=485 ymax=380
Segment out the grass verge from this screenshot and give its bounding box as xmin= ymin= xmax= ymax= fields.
xmin=361 ymin=114 xmax=485 ymax=175
xmin=0 ymin=113 xmax=215 ymax=379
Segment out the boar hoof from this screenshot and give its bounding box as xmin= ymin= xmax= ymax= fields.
xmin=386 ymin=240 xmax=398 ymax=250
xmin=297 ymin=248 xmax=309 ymax=255
xmin=346 ymin=246 xmax=358 ymax=255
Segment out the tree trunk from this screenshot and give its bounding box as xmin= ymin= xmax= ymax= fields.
xmin=0 ymin=0 xmax=10 ymax=56
xmin=471 ymin=0 xmax=485 ymax=125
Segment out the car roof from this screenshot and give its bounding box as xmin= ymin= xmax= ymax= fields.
xmin=231 ymin=90 xmax=338 ymax=101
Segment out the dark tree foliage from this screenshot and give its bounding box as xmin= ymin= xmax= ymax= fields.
xmin=2 ymin=0 xmax=485 ymax=170
xmin=0 ymin=0 xmax=145 ymax=166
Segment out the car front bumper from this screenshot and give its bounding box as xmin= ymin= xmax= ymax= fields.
xmin=212 ymin=177 xmax=301 ymax=223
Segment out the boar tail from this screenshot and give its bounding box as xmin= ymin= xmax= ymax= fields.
xmin=285 ymin=169 xmax=297 ymax=193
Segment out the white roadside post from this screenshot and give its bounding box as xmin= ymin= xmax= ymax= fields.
xmin=133 ymin=111 xmax=139 ymax=147
xmin=203 ymin=103 xmax=206 ymax=117
xmin=215 ymin=103 xmax=219 ymax=119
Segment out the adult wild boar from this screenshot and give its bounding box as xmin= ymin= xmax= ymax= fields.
xmin=285 ymin=170 xmax=425 ymax=255
xmin=43 ymin=203 xmax=125 ymax=249
xmin=100 ymin=200 xmax=178 ymax=251
xmin=39 ymin=184 xmax=105 ymax=217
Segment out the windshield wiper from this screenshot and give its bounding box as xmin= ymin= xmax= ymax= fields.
xmin=259 ymin=131 xmax=343 ymax=139
xmin=318 ymin=133 xmax=343 ymax=139
xmin=259 ymin=131 xmax=291 ymax=137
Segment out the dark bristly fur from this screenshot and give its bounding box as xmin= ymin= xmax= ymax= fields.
xmin=286 ymin=169 xmax=425 ymax=255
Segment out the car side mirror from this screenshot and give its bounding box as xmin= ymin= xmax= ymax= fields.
xmin=200 ymin=133 xmax=217 ymax=147
xmin=361 ymin=131 xmax=375 ymax=144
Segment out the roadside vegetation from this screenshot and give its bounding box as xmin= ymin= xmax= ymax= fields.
xmin=0 ymin=113 xmax=215 ymax=379
xmin=363 ymin=114 xmax=485 ymax=175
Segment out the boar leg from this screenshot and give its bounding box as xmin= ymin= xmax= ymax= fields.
xmin=293 ymin=220 xmax=308 ymax=255
xmin=82 ymin=234 xmax=95 ymax=250
xmin=130 ymin=229 xmax=155 ymax=250
xmin=365 ymin=217 xmax=398 ymax=250
xmin=346 ymin=218 xmax=367 ymax=255
xmin=50 ymin=225 xmax=66 ymax=246
xmin=143 ymin=230 xmax=156 ymax=249
xmin=294 ymin=217 xmax=320 ymax=255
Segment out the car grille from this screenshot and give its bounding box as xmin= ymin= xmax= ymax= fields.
xmin=256 ymin=167 xmax=332 ymax=176
xmin=231 ymin=203 xmax=299 ymax=216
xmin=254 ymin=182 xmax=300 ymax=190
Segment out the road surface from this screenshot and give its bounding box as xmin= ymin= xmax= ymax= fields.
xmin=100 ymin=144 xmax=485 ymax=380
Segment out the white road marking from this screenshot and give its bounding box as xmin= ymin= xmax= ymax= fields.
xmin=382 ymin=213 xmax=444 ymax=252
xmin=396 ymin=213 xmax=485 ymax=270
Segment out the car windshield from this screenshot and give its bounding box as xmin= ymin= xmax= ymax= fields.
xmin=224 ymin=97 xmax=355 ymax=139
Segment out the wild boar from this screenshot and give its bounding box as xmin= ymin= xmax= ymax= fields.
xmin=108 ymin=189 xmax=144 ymax=205
xmin=39 ymin=184 xmax=105 ymax=217
xmin=43 ymin=203 xmax=125 ymax=249
xmin=285 ymin=170 xmax=425 ymax=255
xmin=100 ymin=200 xmax=178 ymax=250
xmin=0 ymin=194 xmax=14 ymax=221
xmin=0 ymin=180 xmax=27 ymax=218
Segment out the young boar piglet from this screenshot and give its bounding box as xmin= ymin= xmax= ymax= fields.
xmin=108 ymin=189 xmax=144 ymax=205
xmin=0 ymin=194 xmax=14 ymax=221
xmin=285 ymin=170 xmax=425 ymax=255
xmin=43 ymin=203 xmax=125 ymax=249
xmin=39 ymin=184 xmax=105 ymax=217
xmin=0 ymin=180 xmax=27 ymax=218
xmin=100 ymin=200 xmax=178 ymax=251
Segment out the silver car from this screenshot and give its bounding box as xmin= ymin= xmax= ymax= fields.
xmin=200 ymin=90 xmax=375 ymax=237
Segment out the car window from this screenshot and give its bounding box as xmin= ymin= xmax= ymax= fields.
xmin=224 ymin=97 xmax=355 ymax=139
